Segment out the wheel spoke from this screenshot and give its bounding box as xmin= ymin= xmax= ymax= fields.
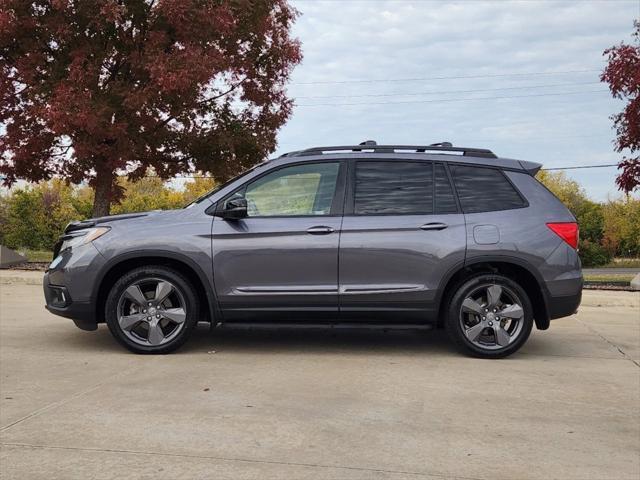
xmin=119 ymin=313 xmax=147 ymax=331
xmin=162 ymin=307 xmax=186 ymax=324
xmin=148 ymin=323 xmax=165 ymax=345
xmin=154 ymin=281 xmax=174 ymax=304
xmin=499 ymin=304 xmax=524 ymax=319
xmin=464 ymin=322 xmax=486 ymax=342
xmin=462 ymin=298 xmax=484 ymax=316
xmin=486 ymin=285 xmax=502 ymax=309
xmin=125 ymin=285 xmax=147 ymax=307
xmin=494 ymin=325 xmax=511 ymax=346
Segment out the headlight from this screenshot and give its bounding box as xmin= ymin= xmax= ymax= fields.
xmin=59 ymin=227 xmax=111 ymax=253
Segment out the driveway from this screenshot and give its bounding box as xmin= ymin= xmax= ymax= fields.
xmin=0 ymin=281 xmax=638 ymax=480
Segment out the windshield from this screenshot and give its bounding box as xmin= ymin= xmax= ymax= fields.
xmin=183 ymin=162 xmax=267 ymax=208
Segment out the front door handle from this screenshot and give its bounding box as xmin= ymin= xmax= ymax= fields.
xmin=307 ymin=226 xmax=335 ymax=235
xmin=420 ymin=222 xmax=448 ymax=231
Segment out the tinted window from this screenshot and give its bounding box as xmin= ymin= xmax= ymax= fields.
xmin=434 ymin=163 xmax=457 ymax=213
xmin=355 ymin=161 xmax=433 ymax=214
xmin=451 ymin=165 xmax=525 ymax=213
xmin=236 ymin=162 xmax=340 ymax=216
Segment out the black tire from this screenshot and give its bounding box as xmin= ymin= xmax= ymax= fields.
xmin=105 ymin=266 xmax=199 ymax=354
xmin=445 ymin=273 xmax=533 ymax=359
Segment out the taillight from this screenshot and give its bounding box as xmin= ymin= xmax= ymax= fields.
xmin=546 ymin=222 xmax=579 ymax=249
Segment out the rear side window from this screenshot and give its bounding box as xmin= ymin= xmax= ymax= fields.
xmin=355 ymin=161 xmax=433 ymax=214
xmin=451 ymin=165 xmax=525 ymax=213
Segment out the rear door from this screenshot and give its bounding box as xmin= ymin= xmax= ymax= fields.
xmin=338 ymin=160 xmax=466 ymax=320
xmin=212 ymin=160 xmax=346 ymax=320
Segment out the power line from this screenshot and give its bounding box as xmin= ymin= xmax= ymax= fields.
xmin=295 ymin=81 xmax=601 ymax=99
xmin=291 ymin=69 xmax=601 ymax=86
xmin=295 ymin=89 xmax=609 ymax=106
xmin=543 ymin=164 xmax=619 ymax=171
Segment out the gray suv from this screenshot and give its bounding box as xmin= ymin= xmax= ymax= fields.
xmin=44 ymin=142 xmax=582 ymax=358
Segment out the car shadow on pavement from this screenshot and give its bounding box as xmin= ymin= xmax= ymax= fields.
xmin=46 ymin=325 xmax=126 ymax=354
xmin=50 ymin=322 xmax=456 ymax=356
xmin=181 ymin=323 xmax=455 ymax=356
xmin=48 ymin=320 xmax=581 ymax=359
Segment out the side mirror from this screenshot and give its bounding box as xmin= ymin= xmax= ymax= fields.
xmin=219 ymin=197 xmax=248 ymax=219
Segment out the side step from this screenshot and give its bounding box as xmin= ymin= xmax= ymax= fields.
xmin=215 ymin=322 xmax=434 ymax=331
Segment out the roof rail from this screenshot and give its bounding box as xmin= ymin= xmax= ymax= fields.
xmin=280 ymin=141 xmax=497 ymax=159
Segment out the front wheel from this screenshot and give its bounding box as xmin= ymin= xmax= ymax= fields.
xmin=105 ymin=266 xmax=199 ymax=354
xmin=445 ymin=274 xmax=533 ymax=358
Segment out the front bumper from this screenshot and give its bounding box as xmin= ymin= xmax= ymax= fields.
xmin=43 ymin=243 xmax=105 ymax=331
xmin=44 ymin=273 xmax=97 ymax=330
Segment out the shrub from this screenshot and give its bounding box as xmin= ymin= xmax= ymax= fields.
xmin=1 ymin=180 xmax=84 ymax=250
xmin=579 ymin=239 xmax=612 ymax=267
xmin=602 ymin=197 xmax=640 ymax=257
xmin=0 ymin=176 xmax=213 ymax=251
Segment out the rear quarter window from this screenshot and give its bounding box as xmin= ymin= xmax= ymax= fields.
xmin=451 ymin=165 xmax=526 ymax=213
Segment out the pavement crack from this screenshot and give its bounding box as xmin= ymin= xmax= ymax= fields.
xmin=0 ymin=442 xmax=484 ymax=480
xmin=576 ymin=319 xmax=640 ymax=368
xmin=0 ymin=364 xmax=142 ymax=432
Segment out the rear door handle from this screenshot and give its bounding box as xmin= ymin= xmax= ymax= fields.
xmin=307 ymin=226 xmax=335 ymax=235
xmin=420 ymin=222 xmax=448 ymax=231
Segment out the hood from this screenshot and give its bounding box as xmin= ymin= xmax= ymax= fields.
xmin=63 ymin=210 xmax=179 ymax=233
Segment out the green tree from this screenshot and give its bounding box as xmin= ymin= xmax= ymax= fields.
xmin=602 ymin=198 xmax=640 ymax=257
xmin=577 ymin=201 xmax=605 ymax=244
xmin=70 ymin=185 xmax=95 ymax=219
xmin=111 ymin=176 xmax=184 ymax=214
xmin=536 ymin=171 xmax=586 ymax=212
xmin=0 ymin=192 xmax=8 ymax=245
xmin=181 ymin=177 xmax=217 ymax=205
xmin=2 ymin=179 xmax=82 ymax=250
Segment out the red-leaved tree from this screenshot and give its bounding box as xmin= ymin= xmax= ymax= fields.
xmin=601 ymin=20 xmax=640 ymax=194
xmin=0 ymin=0 xmax=301 ymax=216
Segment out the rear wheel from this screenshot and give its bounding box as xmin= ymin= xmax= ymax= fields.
xmin=105 ymin=266 xmax=199 ymax=354
xmin=445 ymin=274 xmax=533 ymax=358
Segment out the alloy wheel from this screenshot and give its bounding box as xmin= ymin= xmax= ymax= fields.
xmin=459 ymin=283 xmax=525 ymax=350
xmin=116 ymin=277 xmax=187 ymax=347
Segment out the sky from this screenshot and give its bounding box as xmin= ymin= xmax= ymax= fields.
xmin=275 ymin=0 xmax=640 ymax=201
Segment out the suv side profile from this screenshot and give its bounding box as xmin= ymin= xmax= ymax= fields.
xmin=43 ymin=142 xmax=582 ymax=358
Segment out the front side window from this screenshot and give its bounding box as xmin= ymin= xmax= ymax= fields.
xmin=354 ymin=161 xmax=433 ymax=215
xmin=451 ymin=165 xmax=526 ymax=213
xmin=234 ymin=162 xmax=340 ymax=217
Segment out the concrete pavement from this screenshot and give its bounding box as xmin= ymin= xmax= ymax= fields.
xmin=0 ymin=283 xmax=639 ymax=479
xmin=0 ymin=269 xmax=43 ymax=286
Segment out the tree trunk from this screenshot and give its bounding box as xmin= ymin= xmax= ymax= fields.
xmin=92 ymin=166 xmax=114 ymax=218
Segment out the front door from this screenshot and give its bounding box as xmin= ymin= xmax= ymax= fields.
xmin=212 ymin=160 xmax=345 ymax=321
xmin=339 ymin=160 xmax=466 ymax=320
